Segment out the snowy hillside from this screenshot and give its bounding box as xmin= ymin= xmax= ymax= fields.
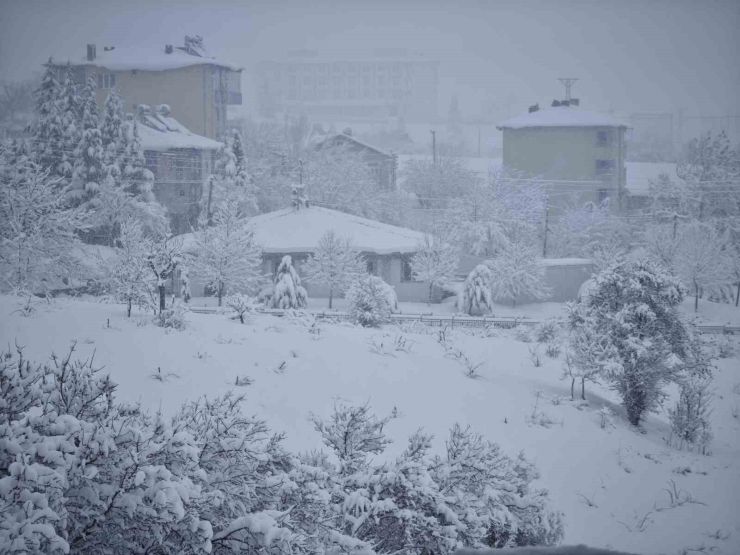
xmin=2 ymin=295 xmax=738 ymax=555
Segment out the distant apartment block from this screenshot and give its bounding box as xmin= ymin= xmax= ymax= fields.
xmin=256 ymin=49 xmax=439 ymax=123
xmin=49 ymin=36 xmax=243 ymax=140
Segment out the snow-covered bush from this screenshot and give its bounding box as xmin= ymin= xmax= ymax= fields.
xmin=103 ymin=218 xmax=154 ymax=316
xmin=514 ymin=325 xmax=532 ymax=343
xmin=153 ymin=302 xmax=189 ymax=330
xmin=534 ymin=318 xmax=560 ymax=344
xmin=561 ymin=324 xmax=620 ymax=401
xmin=346 ymin=275 xmax=391 ymax=327
xmin=458 ymin=264 xmax=493 ymax=315
xmin=567 ymin=258 xmax=713 ymax=426
xmin=667 ymin=376 xmax=714 ymax=454
xmin=270 ymin=255 xmax=308 ymax=309
xmin=378 ymin=279 xmax=399 ymax=313
xmin=224 ymin=293 xmax=258 ymax=324
xmin=409 ymin=234 xmax=460 ymax=304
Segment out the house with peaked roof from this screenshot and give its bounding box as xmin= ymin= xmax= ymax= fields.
xmin=49 ymin=36 xmax=243 ymax=140
xmin=314 ymin=131 xmax=398 ymax=190
xmin=136 ymin=104 xmax=222 ymax=235
xmin=497 ymin=104 xmax=631 ymax=211
xmin=181 ymin=205 xmax=433 ymax=302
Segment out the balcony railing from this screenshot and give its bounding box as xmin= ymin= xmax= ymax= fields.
xmin=215 ymin=91 xmax=243 ymax=105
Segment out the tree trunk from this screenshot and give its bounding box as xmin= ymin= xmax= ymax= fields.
xmin=329 ymin=288 xmax=333 ymax=309
xmin=570 ymin=377 xmax=575 ymax=401
xmin=695 ymin=283 xmax=699 ymax=313
xmin=428 ymin=283 xmax=433 ymax=305
xmin=581 ymin=377 xmax=586 ymax=401
xmin=239 ymin=314 xmax=244 ymax=324
xmin=159 ymin=285 xmax=166 ymax=312
xmin=735 ymin=282 xmax=740 ymax=307
xmin=218 ymin=283 xmax=224 ymax=307
xmin=127 ymin=298 xmax=132 ymax=318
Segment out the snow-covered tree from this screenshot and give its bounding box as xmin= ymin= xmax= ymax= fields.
xmin=270 ymin=255 xmax=308 ymax=309
xmin=304 ymin=229 xmax=365 ymax=309
xmin=0 ymin=159 xmax=89 ymax=294
xmin=567 ymin=258 xmax=712 ymax=426
xmin=147 ymin=231 xmax=183 ymax=313
xmin=674 ymin=221 xmax=732 ymax=312
xmin=548 ymin=197 xmax=615 ymax=258
xmin=179 ymin=266 xmax=191 ymax=303
xmin=28 ymin=63 xmax=65 ymax=179
xmin=642 ymin=221 xmax=686 ymax=272
xmin=201 ymin=142 xmax=236 ymax=224
xmin=458 ymin=264 xmax=493 ymax=315
xmin=346 ymin=274 xmax=391 ymax=327
xmin=188 ymin=195 xmax=262 ymax=307
xmin=402 ymin=153 xmax=475 ymax=210
xmin=410 ymin=234 xmax=460 ymax=304
xmin=70 ymin=76 xmax=104 ymax=207
xmin=667 ymin=376 xmax=714 ymax=454
xmin=231 ymin=130 xmax=258 ymax=217
xmin=100 ymin=88 xmax=124 ymax=181
xmin=57 ymin=66 xmax=82 ymax=187
xmin=487 ymin=242 xmax=551 ymax=308
xmin=103 ymin=218 xmax=154 ymax=316
xmin=562 ymin=324 xmax=619 ymax=401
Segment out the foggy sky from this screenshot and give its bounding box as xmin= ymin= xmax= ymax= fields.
xmin=1 ymin=0 xmax=738 ymax=119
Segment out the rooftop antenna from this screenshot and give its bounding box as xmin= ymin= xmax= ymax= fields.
xmin=558 ymin=78 xmax=578 ymax=101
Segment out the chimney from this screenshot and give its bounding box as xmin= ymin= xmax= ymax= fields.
xmin=552 ymin=100 xmax=561 ymax=107
xmin=165 ymin=45 xmax=173 ymax=54
xmin=570 ymin=98 xmax=580 ymax=106
xmin=342 ymin=127 xmax=352 ymax=136
xmin=561 ymin=100 xmax=570 ymax=107
xmin=103 ymin=46 xmax=115 ymax=52
xmin=86 ymin=44 xmax=96 ymax=61
xmin=528 ymin=103 xmax=539 ymax=113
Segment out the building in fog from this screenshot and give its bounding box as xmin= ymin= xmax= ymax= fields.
xmin=50 ymin=36 xmax=243 ymax=140
xmin=136 ymin=104 xmax=222 ymax=235
xmin=497 ymin=104 xmax=631 ymax=211
xmin=256 ymin=49 xmax=439 ymax=123
xmin=314 ymin=130 xmax=398 ymax=190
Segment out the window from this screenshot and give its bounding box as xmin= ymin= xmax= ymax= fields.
xmin=289 ymin=75 xmax=297 ymax=86
xmin=377 ymin=89 xmax=385 ymax=98
xmin=96 ymin=73 xmax=116 ymax=89
xmin=597 ymin=130 xmax=613 ymax=147
xmin=363 ymin=76 xmax=372 ymax=87
xmin=595 ymin=159 xmax=616 ymax=176
xmin=347 ymin=76 xmax=356 ymax=87
xmin=333 ymin=89 xmax=341 ymax=99
xmin=362 ymin=64 xmax=373 ymax=73
xmin=391 ymin=77 xmax=400 ymax=87
xmin=303 ymin=77 xmax=312 ymax=86
xmin=377 ymin=76 xmax=385 ymax=87
xmin=366 ymin=259 xmax=378 ymax=276
xmin=318 ymin=76 xmax=327 ymax=86
xmin=363 ymin=89 xmax=372 ymax=99
xmin=347 ymin=89 xmax=356 ymax=99
xmin=288 ymin=89 xmax=297 ymax=100
xmin=401 ymin=258 xmax=418 ymax=282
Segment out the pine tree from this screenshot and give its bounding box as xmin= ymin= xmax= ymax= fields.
xmin=270 ymin=255 xmax=308 ymax=309
xmin=459 ymin=264 xmax=493 ymax=315
xmin=188 ymin=193 xmax=262 ymax=307
xmin=70 ymin=76 xmax=104 ymax=207
xmin=346 ymin=275 xmax=391 ymax=327
xmin=231 ymin=131 xmax=258 ymax=216
xmin=100 ymin=89 xmax=124 ymax=180
xmin=562 ymin=324 xmax=619 ymax=401
xmin=29 ymin=62 xmax=65 ymax=179
xmin=304 ymin=229 xmax=365 ymax=308
xmin=58 ymin=65 xmax=82 ymax=187
xmin=202 ymin=142 xmax=237 ymax=224
xmin=410 ymin=234 xmax=460 ymax=304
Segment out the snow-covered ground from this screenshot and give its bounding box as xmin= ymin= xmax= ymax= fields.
xmin=2 ymin=294 xmax=739 ymax=555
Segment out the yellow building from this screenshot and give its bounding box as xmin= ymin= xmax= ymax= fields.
xmin=497 ymin=105 xmax=630 ymax=211
xmin=50 ymin=37 xmax=242 ymax=140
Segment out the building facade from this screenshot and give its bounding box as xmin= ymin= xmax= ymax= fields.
xmin=136 ymin=104 xmax=222 ymax=235
xmin=497 ymin=105 xmax=630 ymax=211
xmin=256 ymin=49 xmax=439 ymax=123
xmin=315 ymin=132 xmax=398 ymax=190
xmin=50 ymin=37 xmax=242 ymax=140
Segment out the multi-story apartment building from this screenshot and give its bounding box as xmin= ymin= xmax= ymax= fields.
xmin=497 ymin=104 xmax=631 ymax=211
xmin=50 ymin=36 xmax=242 ymax=140
xmin=256 ymin=49 xmax=439 ymax=123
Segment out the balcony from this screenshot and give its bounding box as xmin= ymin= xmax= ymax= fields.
xmin=215 ymin=91 xmax=243 ymax=105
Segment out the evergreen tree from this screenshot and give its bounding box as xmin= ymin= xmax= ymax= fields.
xmin=346 ymin=275 xmax=391 ymax=327
xmin=201 ymin=142 xmax=237 ymax=224
xmin=270 ymin=255 xmax=308 ymax=309
xmin=70 ymin=76 xmax=104 ymax=206
xmin=58 ymin=64 xmax=82 ymax=187
xmin=304 ymin=229 xmax=365 ymax=309
xmin=231 ymin=131 xmax=259 ymax=216
xmin=100 ymin=89 xmax=124 ymax=181
xmin=458 ymin=264 xmax=493 ymax=315
xmin=29 ymin=62 xmax=65 ymax=179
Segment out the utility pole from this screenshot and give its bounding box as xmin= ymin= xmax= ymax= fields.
xmin=672 ymin=213 xmax=678 ymax=240
xmin=543 ymin=206 xmax=550 ymax=258
xmin=558 ymin=78 xmax=579 ymax=101
xmin=477 ymin=125 xmax=481 ymax=157
xmin=430 ymin=130 xmax=437 ymax=166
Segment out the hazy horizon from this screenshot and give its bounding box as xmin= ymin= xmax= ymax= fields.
xmin=1 ymin=0 xmax=738 ymax=120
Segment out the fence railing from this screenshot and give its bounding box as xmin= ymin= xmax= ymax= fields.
xmin=187 ymin=306 xmax=740 ymax=335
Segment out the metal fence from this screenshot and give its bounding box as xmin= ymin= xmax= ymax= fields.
xmin=187 ymin=306 xmax=740 ymax=335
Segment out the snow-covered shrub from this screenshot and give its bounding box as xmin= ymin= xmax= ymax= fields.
xmin=346 ymin=275 xmax=392 ymax=327
xmin=458 ymin=264 xmax=493 ymax=315
xmin=568 ymin=258 xmax=713 ymax=426
xmin=270 ymin=255 xmax=308 ymax=309
xmin=715 ymin=335 xmax=739 ymax=359
xmin=487 ymin=242 xmax=551 ymax=308
xmin=667 ymin=377 xmax=714 ymax=455
xmin=224 ymin=293 xmax=258 ymax=324
xmin=514 ymin=325 xmax=532 ymax=343
xmin=378 ymin=279 xmax=399 ymax=313
xmin=597 ymin=406 xmax=616 ymax=430
xmin=153 ymin=302 xmax=189 ymax=330
xmin=534 ymin=318 xmax=560 ymax=343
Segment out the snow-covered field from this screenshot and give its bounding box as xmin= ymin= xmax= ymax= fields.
xmin=2 ymin=294 xmax=739 ymax=555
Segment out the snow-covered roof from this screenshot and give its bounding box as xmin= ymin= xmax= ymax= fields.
xmin=136 ymin=105 xmax=222 ymax=152
xmin=184 ymin=206 xmax=426 ymax=255
xmin=497 ymin=107 xmax=631 ymax=130
xmin=51 ymin=46 xmax=243 ymax=73
xmin=316 ymin=133 xmax=391 ymax=157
